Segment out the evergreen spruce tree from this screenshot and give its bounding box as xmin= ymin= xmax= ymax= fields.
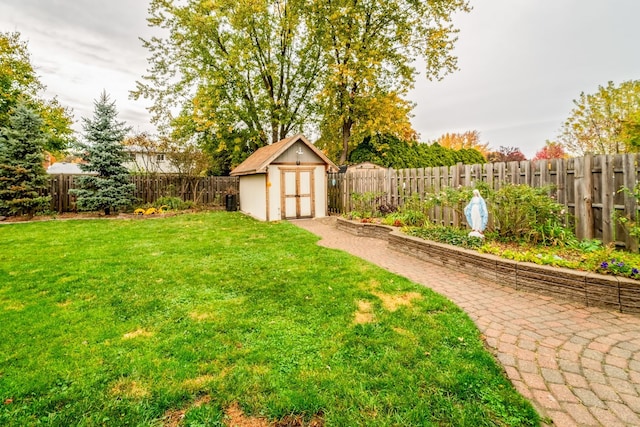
xmin=0 ymin=103 xmax=51 ymax=217
xmin=71 ymin=92 xmax=134 ymax=215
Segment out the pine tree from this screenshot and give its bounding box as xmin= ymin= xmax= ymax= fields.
xmin=0 ymin=103 xmax=51 ymax=217
xmin=71 ymin=92 xmax=134 ymax=215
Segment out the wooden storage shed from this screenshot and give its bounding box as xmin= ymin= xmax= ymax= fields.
xmin=230 ymin=134 xmax=338 ymax=221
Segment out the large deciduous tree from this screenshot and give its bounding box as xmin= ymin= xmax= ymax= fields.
xmin=71 ymin=92 xmax=135 ymax=215
xmin=0 ymin=103 xmax=51 ymax=217
xmin=533 ymin=141 xmax=567 ymax=160
xmin=314 ymin=0 xmax=469 ymax=164
xmin=434 ymin=130 xmax=491 ymax=159
xmin=134 ymin=0 xmax=469 ymax=167
xmin=133 ymin=0 xmax=323 ymax=157
xmin=557 ymin=80 xmax=640 ymax=155
xmin=0 ymin=31 xmax=74 ymax=153
xmin=487 ymin=146 xmax=526 ymax=163
xmin=622 ymin=110 xmax=640 ymax=151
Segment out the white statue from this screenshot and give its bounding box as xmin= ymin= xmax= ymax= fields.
xmin=464 ymin=189 xmax=488 ymax=238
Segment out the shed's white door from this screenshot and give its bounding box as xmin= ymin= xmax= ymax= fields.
xmin=281 ymin=168 xmax=314 ymax=219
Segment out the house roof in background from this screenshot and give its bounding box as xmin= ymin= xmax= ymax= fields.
xmin=122 ymin=145 xmax=161 ymax=153
xmin=347 ymin=161 xmax=385 ymax=170
xmin=46 ymin=162 xmax=92 ymax=175
xmin=230 ymin=134 xmax=338 ymax=176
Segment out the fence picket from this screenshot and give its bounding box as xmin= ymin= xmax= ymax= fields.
xmin=623 ymin=154 xmax=639 ymax=251
xmin=600 ymin=155 xmax=615 ymax=244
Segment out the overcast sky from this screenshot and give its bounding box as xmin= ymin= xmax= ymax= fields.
xmin=1 ymin=1 xmax=638 ymax=159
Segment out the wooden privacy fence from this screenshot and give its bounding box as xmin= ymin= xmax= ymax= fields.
xmin=47 ymin=175 xmax=239 ymax=213
xmin=328 ymin=154 xmax=640 ymax=249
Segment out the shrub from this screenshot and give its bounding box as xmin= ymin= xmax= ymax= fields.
xmin=406 ymin=225 xmax=484 ymax=249
xmin=415 ymin=183 xmax=573 ymax=245
xmin=155 ymin=196 xmax=185 ymax=210
xmin=349 ymin=134 xmax=486 ymax=168
xmin=530 ymin=218 xmax=577 ymax=247
xmin=486 ymin=184 xmax=573 ymax=245
xmin=396 ymin=194 xmax=430 ymax=226
xmin=424 ymin=185 xmax=478 ymax=218
xmin=615 ymin=183 xmax=640 ymax=247
xmin=182 ymin=200 xmax=197 ymax=210
xmin=349 ymin=192 xmax=385 ymax=219
xmin=381 ymin=212 xmax=403 ymax=227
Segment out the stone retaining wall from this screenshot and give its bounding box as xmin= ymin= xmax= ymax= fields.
xmin=336 ymin=218 xmax=640 ymax=314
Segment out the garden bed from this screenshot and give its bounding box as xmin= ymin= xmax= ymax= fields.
xmin=0 ymin=207 xmax=220 ymax=223
xmin=336 ymin=217 xmax=640 ymax=314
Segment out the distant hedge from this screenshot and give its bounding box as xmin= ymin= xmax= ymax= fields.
xmin=349 ymin=134 xmax=486 ymax=168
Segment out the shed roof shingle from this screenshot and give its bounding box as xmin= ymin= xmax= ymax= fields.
xmin=230 ymin=134 xmax=337 ymax=176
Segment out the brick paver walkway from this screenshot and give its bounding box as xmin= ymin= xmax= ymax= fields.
xmin=293 ymin=217 xmax=640 ymax=427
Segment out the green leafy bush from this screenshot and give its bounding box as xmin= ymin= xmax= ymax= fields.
xmin=395 ymin=194 xmax=430 ymax=226
xmin=488 ymin=184 xmax=572 ymax=245
xmin=348 ymin=134 xmax=485 ymax=168
xmin=181 ymin=200 xmax=197 ymax=210
xmin=531 ymin=218 xmax=577 ymax=247
xmin=614 ymin=183 xmax=640 ymax=248
xmin=569 ymin=238 xmax=603 ymax=253
xmin=423 ymin=185 xmax=478 ymax=219
xmin=406 ymin=225 xmax=484 ymax=249
xmin=348 ymin=192 xmax=381 ymax=219
xmin=155 ymin=196 xmax=186 ymax=210
xmin=132 ymin=196 xmax=196 ymax=214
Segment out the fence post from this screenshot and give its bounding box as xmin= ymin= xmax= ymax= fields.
xmin=623 ymin=154 xmax=639 ymax=251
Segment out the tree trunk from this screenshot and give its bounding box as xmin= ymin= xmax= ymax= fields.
xmin=339 ymin=117 xmax=353 ymax=165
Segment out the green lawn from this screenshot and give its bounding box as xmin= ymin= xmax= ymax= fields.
xmin=0 ymin=212 xmax=539 ymax=426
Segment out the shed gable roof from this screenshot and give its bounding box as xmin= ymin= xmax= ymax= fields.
xmin=230 ymin=134 xmax=338 ymax=176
